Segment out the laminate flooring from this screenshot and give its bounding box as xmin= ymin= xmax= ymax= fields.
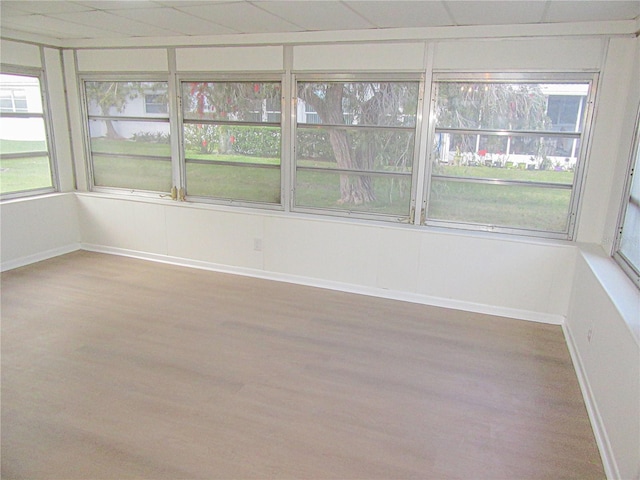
xmin=1 ymin=251 xmax=605 ymax=479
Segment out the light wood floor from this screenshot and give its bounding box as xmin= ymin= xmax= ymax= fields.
xmin=1 ymin=251 xmax=604 ymax=479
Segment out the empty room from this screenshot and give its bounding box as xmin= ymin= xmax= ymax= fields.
xmin=1 ymin=1 xmax=639 ymax=478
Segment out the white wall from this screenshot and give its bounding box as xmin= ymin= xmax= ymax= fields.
xmin=77 ymin=194 xmax=575 ymax=323
xmin=565 ymin=246 xmax=640 ymax=480
xmin=0 ymin=193 xmax=80 ymax=271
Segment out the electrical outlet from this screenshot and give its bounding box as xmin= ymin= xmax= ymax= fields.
xmin=254 ymin=238 xmax=263 ymax=252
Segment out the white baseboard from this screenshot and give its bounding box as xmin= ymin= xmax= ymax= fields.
xmin=1 ymin=243 xmax=81 ymax=272
xmin=562 ymin=322 xmax=619 ymax=480
xmin=80 ymin=243 xmax=564 ymax=325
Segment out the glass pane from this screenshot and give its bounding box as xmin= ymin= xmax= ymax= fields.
xmin=428 ymin=179 xmax=572 ymax=232
xmin=0 ymin=74 xmax=42 ymax=113
xmin=186 ymin=163 xmax=280 ymax=203
xmin=0 ymin=155 xmax=52 ymax=194
xmin=0 ymin=115 xmax=51 ymax=193
xmin=434 ymin=132 xmax=580 ymax=171
xmin=92 ymin=155 xmax=172 ymax=192
xmin=85 ymin=81 xmax=168 ymax=118
xmin=619 ymin=131 xmax=640 ymax=270
xmin=619 ymin=203 xmax=640 ymax=269
xmin=89 ymin=120 xmax=170 ymax=157
xmin=297 ymin=127 xmax=414 ymax=173
xmin=0 ymin=117 xmax=47 ymax=152
xmin=435 ymin=82 xmax=589 ymax=132
xmin=184 ymin=124 xmax=280 ymax=164
xmin=182 ymin=82 xmax=281 ymax=123
xmin=295 ymin=169 xmax=411 ymax=216
xmin=297 ymin=82 xmax=419 ymax=127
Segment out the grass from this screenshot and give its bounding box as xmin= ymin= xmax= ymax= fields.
xmin=2 ymin=137 xmax=574 ymax=232
xmin=433 ymin=164 xmax=574 ymax=184
xmin=0 ymin=139 xmax=47 ymax=154
xmin=429 ymin=179 xmax=571 ymax=231
xmin=0 ymin=139 xmax=53 ymax=194
xmin=295 ymin=170 xmax=411 ymax=216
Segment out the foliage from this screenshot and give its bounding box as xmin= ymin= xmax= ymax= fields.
xmin=297 ymin=81 xmax=419 ymax=205
xmin=85 ymin=81 xmax=168 ymax=139
xmin=228 ymin=126 xmax=280 ymax=157
xmin=132 ymin=131 xmax=170 ymax=144
xmin=436 ymin=82 xmax=550 ymax=131
xmin=183 ymin=82 xmax=281 ymax=122
xmin=85 ymin=81 xmax=141 ymax=116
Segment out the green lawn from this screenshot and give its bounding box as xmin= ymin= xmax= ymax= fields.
xmin=2 ymin=137 xmax=574 ymax=232
xmin=433 ymin=164 xmax=574 ymax=184
xmin=0 ymin=140 xmax=53 ymax=194
xmin=0 ymin=139 xmax=47 ymax=154
xmin=295 ymin=170 xmax=411 ymax=216
xmin=429 ymin=179 xmax=571 ymax=231
xmin=0 ymin=156 xmax=53 ymax=194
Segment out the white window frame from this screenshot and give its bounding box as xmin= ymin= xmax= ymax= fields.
xmin=292 ymin=73 xmax=425 ymax=223
xmin=0 ymin=64 xmax=58 ymax=200
xmin=613 ymin=104 xmax=640 ymax=288
xmin=178 ymin=73 xmax=284 ymax=210
xmin=422 ymin=72 xmax=598 ymax=240
xmin=80 ymin=75 xmax=172 ymax=198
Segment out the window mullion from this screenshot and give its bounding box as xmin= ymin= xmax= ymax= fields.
xmin=168 ymin=48 xmax=184 ymax=201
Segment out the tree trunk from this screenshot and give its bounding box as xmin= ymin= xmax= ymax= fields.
xmin=303 ymin=83 xmax=376 ymax=205
xmin=104 ymin=119 xmax=122 ymax=140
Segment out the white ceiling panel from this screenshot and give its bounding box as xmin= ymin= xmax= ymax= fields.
xmin=48 ymin=9 xmax=175 ymax=36
xmin=444 ymin=0 xmax=547 ymax=26
xmin=111 ymin=7 xmax=237 ymax=36
xmin=73 ymin=1 xmax=165 ymax=10
xmin=543 ymin=0 xmax=640 ymax=23
xmin=256 ymin=1 xmax=375 ymax=31
xmin=175 ymin=2 xmax=303 ymax=33
xmin=1 ymin=13 xmax=120 ymax=38
xmin=345 ymin=1 xmax=453 ymax=28
xmin=0 ymin=1 xmax=93 ymax=14
xmin=0 ymin=0 xmax=638 ymax=42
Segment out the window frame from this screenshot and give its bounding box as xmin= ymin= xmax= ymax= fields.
xmin=0 ymin=64 xmax=58 ymax=200
xmin=613 ymin=103 xmax=640 ymax=288
xmin=80 ymin=75 xmax=172 ymax=197
xmin=422 ymin=71 xmax=598 ymax=240
xmin=292 ymin=73 xmax=425 ymax=223
xmin=178 ymin=73 xmax=285 ymax=209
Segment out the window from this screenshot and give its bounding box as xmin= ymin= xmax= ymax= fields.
xmin=614 ymin=105 xmax=640 ymax=287
xmin=425 ymin=74 xmax=595 ymax=238
xmin=144 ymin=94 xmax=168 ymax=114
xmin=295 ymin=79 xmax=420 ymax=220
xmin=0 ymin=71 xmax=56 ymax=197
xmin=84 ymin=80 xmax=171 ymax=193
xmin=0 ymin=89 xmax=28 ymax=113
xmin=181 ymin=81 xmax=282 ymax=204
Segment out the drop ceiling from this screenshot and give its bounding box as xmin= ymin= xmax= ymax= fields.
xmin=1 ymin=0 xmax=639 ymax=43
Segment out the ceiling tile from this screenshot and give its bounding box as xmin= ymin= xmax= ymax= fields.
xmin=256 ymin=1 xmax=375 ymax=31
xmin=0 ymin=0 xmax=94 ymax=14
xmin=0 ymin=13 xmax=120 ymax=38
xmin=74 ymin=1 xmax=164 ymax=9
xmin=112 ymin=7 xmax=237 ymax=35
xmin=444 ymin=0 xmax=547 ymax=26
xmin=543 ymin=0 xmax=640 ymax=23
xmin=345 ymin=1 xmax=453 ymax=28
xmin=175 ymin=2 xmax=302 ymax=33
xmin=49 ymin=9 xmax=176 ymax=36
